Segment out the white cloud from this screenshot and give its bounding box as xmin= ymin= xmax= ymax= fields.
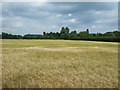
xmin=95 ymin=11 xmax=102 ymax=14
xmin=0 ymin=17 xmax=6 ymax=21
xmin=94 ymin=18 xmax=117 ymax=24
xmin=30 ymin=2 xmax=47 ymax=7
xmin=92 ymin=25 xmax=96 ymax=28
xmin=95 ymin=20 xmax=102 ymax=23
xmin=68 ymin=14 xmax=72 ymax=16
xmin=56 ymin=14 xmax=62 ymax=18
xmin=51 ymin=25 xmax=57 ymax=29
xmin=14 ymin=22 xmax=23 ymax=27
xmin=69 ymin=19 xmax=77 ymax=23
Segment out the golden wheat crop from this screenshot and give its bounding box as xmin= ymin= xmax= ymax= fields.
xmin=2 ymin=39 xmax=118 ymax=88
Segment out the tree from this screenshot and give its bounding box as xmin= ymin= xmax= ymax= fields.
xmin=65 ymin=27 xmax=69 ymax=34
xmin=104 ymin=32 xmax=116 ymax=37
xmin=71 ymin=30 xmax=77 ymax=34
xmin=78 ymin=31 xmax=88 ymax=37
xmin=43 ymin=32 xmax=46 ymax=35
xmin=60 ymin=27 xmax=70 ymax=34
xmin=60 ymin=27 xmax=70 ymax=39
xmin=86 ymin=29 xmax=89 ymax=35
xmin=2 ymin=32 xmax=22 ymax=39
xmin=2 ymin=27 xmax=120 ymax=42
xmin=60 ymin=27 xmax=65 ymax=34
xmin=96 ymin=33 xmax=103 ymax=37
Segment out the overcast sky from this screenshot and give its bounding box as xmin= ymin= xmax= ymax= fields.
xmin=1 ymin=2 xmax=118 ymax=35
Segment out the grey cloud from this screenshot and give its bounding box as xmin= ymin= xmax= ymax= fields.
xmin=2 ymin=2 xmax=118 ymax=35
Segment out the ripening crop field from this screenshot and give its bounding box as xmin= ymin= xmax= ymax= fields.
xmin=2 ymin=39 xmax=118 ymax=88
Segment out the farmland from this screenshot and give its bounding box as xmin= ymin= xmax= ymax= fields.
xmin=2 ymin=39 xmax=118 ymax=88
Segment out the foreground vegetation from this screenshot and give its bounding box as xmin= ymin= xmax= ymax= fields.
xmin=2 ymin=39 xmax=118 ymax=88
xmin=2 ymin=27 xmax=120 ymax=42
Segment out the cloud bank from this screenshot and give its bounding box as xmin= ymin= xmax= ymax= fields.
xmin=2 ymin=2 xmax=118 ymax=35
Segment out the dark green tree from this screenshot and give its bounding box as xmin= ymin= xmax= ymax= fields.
xmin=43 ymin=32 xmax=46 ymax=35
xmin=65 ymin=27 xmax=69 ymax=34
xmin=71 ymin=30 xmax=77 ymax=34
xmin=60 ymin=27 xmax=65 ymax=34
xmin=86 ymin=29 xmax=89 ymax=35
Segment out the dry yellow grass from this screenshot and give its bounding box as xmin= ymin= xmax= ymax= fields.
xmin=2 ymin=39 xmax=118 ymax=88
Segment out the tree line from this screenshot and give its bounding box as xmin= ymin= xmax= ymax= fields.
xmin=1 ymin=27 xmax=120 ymax=42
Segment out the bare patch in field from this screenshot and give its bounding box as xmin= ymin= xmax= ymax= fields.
xmin=24 ymin=47 xmax=82 ymax=52
xmin=3 ymin=46 xmax=117 ymax=53
xmin=15 ymin=46 xmax=117 ymax=53
xmin=91 ymin=41 xmax=118 ymax=44
xmin=87 ymin=46 xmax=117 ymax=52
